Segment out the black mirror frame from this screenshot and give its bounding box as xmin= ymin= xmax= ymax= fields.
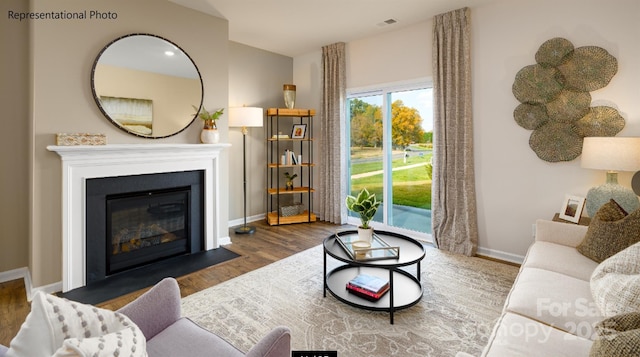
xmin=91 ymin=33 xmax=204 ymax=139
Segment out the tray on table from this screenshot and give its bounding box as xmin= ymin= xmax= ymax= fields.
xmin=335 ymin=232 xmax=400 ymax=261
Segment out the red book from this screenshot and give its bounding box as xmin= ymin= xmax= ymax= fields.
xmin=346 ymin=283 xmax=390 ymax=301
xmin=347 ymin=274 xmax=389 ymax=294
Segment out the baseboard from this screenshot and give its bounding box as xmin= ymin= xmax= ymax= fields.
xmin=228 ymin=213 xmax=266 ymax=229
xmin=0 ymin=267 xmax=60 ymax=301
xmin=0 ymin=267 xmax=29 ymax=285
xmin=218 ymin=235 xmax=232 ymax=246
xmin=31 ymin=281 xmax=62 ymax=300
xmin=476 ymin=246 xmax=524 ymax=265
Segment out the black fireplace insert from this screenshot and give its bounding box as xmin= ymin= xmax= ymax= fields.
xmin=86 ymin=170 xmax=204 ymax=285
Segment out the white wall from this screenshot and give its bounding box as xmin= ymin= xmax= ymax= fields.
xmin=294 ymin=0 xmax=640 ymax=261
xmin=473 ymin=0 xmax=640 ymax=260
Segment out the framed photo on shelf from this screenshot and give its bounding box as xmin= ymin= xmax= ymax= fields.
xmin=559 ymin=194 xmax=586 ymax=223
xmin=291 ymin=124 xmax=307 ymax=139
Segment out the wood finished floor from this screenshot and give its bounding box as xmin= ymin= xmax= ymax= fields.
xmin=0 ymin=220 xmax=342 ymax=347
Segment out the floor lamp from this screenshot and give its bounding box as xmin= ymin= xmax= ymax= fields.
xmin=229 ymin=106 xmax=264 ymax=234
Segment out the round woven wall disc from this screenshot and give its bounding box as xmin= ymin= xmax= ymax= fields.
xmin=575 ymin=106 xmax=625 ymax=137
xmin=514 ymin=103 xmax=549 ymax=130
xmin=557 ymin=46 xmax=618 ymax=92
xmin=513 ymin=64 xmax=564 ymax=104
xmin=545 ymin=90 xmax=591 ymax=123
xmin=535 ymin=37 xmax=574 ymax=67
xmin=529 ymin=122 xmax=582 ymax=162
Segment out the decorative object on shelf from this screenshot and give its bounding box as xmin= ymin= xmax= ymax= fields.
xmin=229 ymin=106 xmax=264 ymax=234
xmin=56 ymin=133 xmax=106 ymax=146
xmin=513 ymin=37 xmax=623 ymax=162
xmin=280 ymin=203 xmax=304 ymax=217
xmin=345 ymin=188 xmax=381 ymax=247
xmin=581 ymin=137 xmax=640 ymax=217
xmin=194 ymin=105 xmax=224 ymax=144
xmin=291 ymin=124 xmax=307 ymax=139
xmin=559 ymin=194 xmax=586 ymax=223
xmin=284 ymin=172 xmax=297 ymax=190
xmin=283 ymin=84 xmax=296 ymax=109
xmin=281 ymin=149 xmax=299 ymax=165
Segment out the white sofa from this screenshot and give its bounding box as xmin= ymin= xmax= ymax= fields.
xmin=479 ymin=219 xmax=602 ymax=356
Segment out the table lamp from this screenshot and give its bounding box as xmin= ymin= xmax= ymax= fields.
xmin=581 ymin=137 xmax=640 ymax=217
xmin=229 ymin=106 xmax=264 ymax=234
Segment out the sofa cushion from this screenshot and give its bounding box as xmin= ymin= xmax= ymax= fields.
xmin=523 ymin=241 xmax=599 ymax=281
xmin=146 ymin=317 xmax=243 ymax=357
xmin=5 ymin=292 xmax=146 ymax=357
xmin=482 ymin=312 xmax=593 ymax=357
xmin=535 ymin=219 xmax=589 ymax=248
xmin=577 ymin=200 xmax=640 ymax=263
xmin=591 ymin=242 xmax=640 ymax=318
xmin=505 ymin=267 xmax=602 ymax=339
xmin=590 ymin=312 xmax=640 ymax=356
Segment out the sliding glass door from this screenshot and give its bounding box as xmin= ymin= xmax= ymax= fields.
xmin=347 ymin=83 xmax=433 ymax=238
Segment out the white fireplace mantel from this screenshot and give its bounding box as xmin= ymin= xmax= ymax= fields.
xmin=47 ymin=143 xmax=231 ymax=292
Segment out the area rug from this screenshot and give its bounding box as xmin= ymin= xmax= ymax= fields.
xmin=181 ymin=244 xmax=519 ymax=357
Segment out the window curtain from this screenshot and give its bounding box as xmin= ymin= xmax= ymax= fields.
xmin=319 ymin=42 xmax=347 ymax=224
xmin=431 ymin=7 xmax=478 ymax=256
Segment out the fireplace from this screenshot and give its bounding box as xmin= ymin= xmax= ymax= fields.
xmin=107 ymin=188 xmax=190 ymax=275
xmin=85 ymin=170 xmax=204 ymax=284
xmin=47 ymin=143 xmax=231 ymax=292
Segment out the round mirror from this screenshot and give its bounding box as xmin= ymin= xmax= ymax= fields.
xmin=91 ymin=34 xmax=203 ymax=138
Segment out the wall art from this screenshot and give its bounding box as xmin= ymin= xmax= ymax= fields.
xmin=512 ymin=37 xmax=623 ymax=162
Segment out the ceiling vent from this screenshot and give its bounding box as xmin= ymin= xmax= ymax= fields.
xmin=377 ymin=18 xmax=398 ymax=27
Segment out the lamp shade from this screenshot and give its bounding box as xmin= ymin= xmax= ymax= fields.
xmin=581 ymin=137 xmax=640 ymax=172
xmin=228 ymin=107 xmax=263 ymax=128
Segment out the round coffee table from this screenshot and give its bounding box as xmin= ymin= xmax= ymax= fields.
xmin=323 ymin=230 xmax=425 ymax=324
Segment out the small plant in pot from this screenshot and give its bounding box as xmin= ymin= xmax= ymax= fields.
xmin=193 ymin=105 xmax=224 ymax=129
xmin=193 ymin=105 xmax=224 ymax=143
xmin=345 ymin=188 xmax=381 ymax=246
xmin=283 ymin=172 xmax=297 ymax=191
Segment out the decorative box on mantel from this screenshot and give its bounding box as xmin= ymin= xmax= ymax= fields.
xmin=47 ymin=143 xmax=231 ymax=292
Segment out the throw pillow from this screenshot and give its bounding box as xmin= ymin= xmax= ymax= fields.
xmin=52 ymin=326 xmax=145 ymax=357
xmin=590 ymin=312 xmax=640 ymax=357
xmin=577 ymin=199 xmax=640 ymax=263
xmin=591 ymin=241 xmax=640 ymax=317
xmin=5 ymin=291 xmax=146 ymax=357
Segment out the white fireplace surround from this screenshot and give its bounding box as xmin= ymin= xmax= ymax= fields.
xmin=47 ymin=143 xmax=231 ymax=292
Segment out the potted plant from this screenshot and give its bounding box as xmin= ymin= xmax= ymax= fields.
xmin=345 ymin=188 xmax=381 ymax=245
xmin=284 ymin=172 xmax=297 ymax=191
xmin=193 ymin=105 xmax=224 ymax=143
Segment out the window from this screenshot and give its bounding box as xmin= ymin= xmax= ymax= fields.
xmin=347 ymin=81 xmax=433 ymax=239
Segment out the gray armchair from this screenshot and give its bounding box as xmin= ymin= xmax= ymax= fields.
xmin=1 ymin=278 xmax=291 ymax=357
xmin=119 ymin=277 xmax=291 ymax=357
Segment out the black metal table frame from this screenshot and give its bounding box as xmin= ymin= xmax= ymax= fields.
xmin=323 ymin=230 xmax=425 ymax=324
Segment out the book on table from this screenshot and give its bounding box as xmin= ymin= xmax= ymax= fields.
xmin=346 ymin=274 xmax=390 ymax=301
xmin=347 ymin=283 xmax=390 ymax=301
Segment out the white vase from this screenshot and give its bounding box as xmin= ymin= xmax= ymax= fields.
xmin=200 ymin=129 xmax=219 ymax=144
xmin=356 ymin=227 xmax=373 ymax=247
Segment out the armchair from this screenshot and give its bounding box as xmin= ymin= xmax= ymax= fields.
xmin=1 ymin=278 xmax=291 ymax=357
xmin=119 ymin=277 xmax=291 ymax=357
